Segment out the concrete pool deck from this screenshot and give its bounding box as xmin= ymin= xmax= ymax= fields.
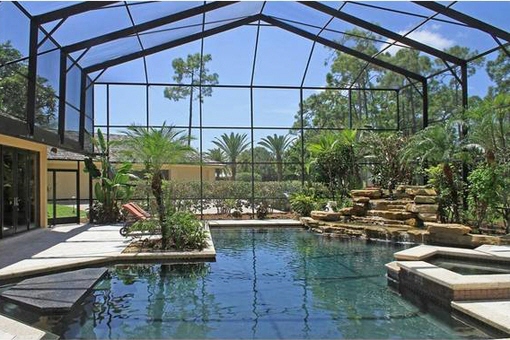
xmin=0 ymin=223 xmax=216 ymax=281
xmin=389 ymin=244 xmax=510 ymax=336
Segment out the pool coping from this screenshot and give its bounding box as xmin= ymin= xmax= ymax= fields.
xmin=0 ymin=224 xmax=216 ymax=282
xmin=207 ymin=219 xmax=303 ymax=228
xmin=0 ymin=314 xmax=57 ymax=340
xmin=388 ymin=244 xmax=510 ymax=336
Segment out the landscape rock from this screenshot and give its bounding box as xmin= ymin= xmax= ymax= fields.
xmin=367 ymin=210 xmax=415 ymax=220
xmin=300 ymin=217 xmax=321 ymax=227
xmin=418 ymin=213 xmax=437 ymax=222
xmin=351 ymin=189 xmax=382 ymax=199
xmin=405 ymin=187 xmax=437 ymax=197
xmin=406 ymin=203 xmax=438 ymax=214
xmin=426 ymin=223 xmax=471 ymax=236
xmin=339 ymin=204 xmax=366 ymax=216
xmin=414 ymin=195 xmax=437 ymax=204
xmin=353 ymin=196 xmax=370 ymax=204
xmin=310 ymin=211 xmax=341 ymax=222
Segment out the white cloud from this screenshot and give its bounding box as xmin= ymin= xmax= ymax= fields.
xmin=382 ymin=29 xmax=456 ymax=56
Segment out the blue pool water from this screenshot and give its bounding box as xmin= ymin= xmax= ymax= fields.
xmin=1 ymin=228 xmax=487 ymax=338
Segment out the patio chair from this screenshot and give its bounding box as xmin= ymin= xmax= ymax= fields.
xmin=120 ymin=203 xmax=160 ymax=237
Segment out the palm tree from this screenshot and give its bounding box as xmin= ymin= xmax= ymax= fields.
xmin=206 ymin=147 xmax=227 ymax=180
xmin=212 ymin=132 xmax=250 ymax=181
xmin=119 ymin=123 xmax=194 ymax=249
xmin=258 ymin=134 xmax=293 ymax=181
xmin=306 ymin=130 xmax=359 ymax=198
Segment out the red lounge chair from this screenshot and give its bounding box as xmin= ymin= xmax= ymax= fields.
xmin=120 ymin=203 xmax=160 ymax=237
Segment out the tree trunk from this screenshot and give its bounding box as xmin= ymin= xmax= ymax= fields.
xmin=277 ymin=156 xmax=283 ymax=181
xmin=152 ymin=173 xmax=167 ymax=249
xmin=231 ymin=162 xmax=236 ymax=181
xmin=443 ymin=163 xmax=460 ymax=223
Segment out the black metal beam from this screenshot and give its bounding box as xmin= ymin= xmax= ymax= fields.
xmin=63 ymin=1 xmax=237 ymax=53
xmin=422 ymin=79 xmax=428 ymax=129
xmin=26 ymin=19 xmax=39 ymax=135
xmin=84 ymin=15 xmax=261 ymax=73
xmin=34 ymin=2 xmax=117 ymax=24
xmin=300 ymin=1 xmax=464 ymax=65
xmin=414 ymin=1 xmax=510 ymax=42
xmin=58 ymin=51 xmax=67 ymax=144
xmin=79 ymin=72 xmax=87 ymax=148
xmin=260 ymin=15 xmax=425 ymax=82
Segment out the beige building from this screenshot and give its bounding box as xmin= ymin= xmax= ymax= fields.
xmin=1 ymin=133 xmax=218 ymax=235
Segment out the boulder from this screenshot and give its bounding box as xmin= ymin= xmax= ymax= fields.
xmin=370 ymin=199 xmax=412 ymax=210
xmin=364 ymin=226 xmax=389 ymax=240
xmin=406 ymin=229 xmax=429 ymax=243
xmin=406 ymin=203 xmax=438 ymax=214
xmin=353 ymin=196 xmax=370 ymax=204
xmin=426 ymin=223 xmax=471 ymax=236
xmin=339 ymin=204 xmax=366 ymax=216
xmin=405 ymin=218 xmax=422 ymax=228
xmin=310 ymin=211 xmax=342 ymax=221
xmin=300 ymin=217 xmax=321 ymax=227
xmin=367 ymin=210 xmax=415 ymax=220
xmin=414 ymin=195 xmax=437 ymax=204
xmin=351 ymin=189 xmax=382 ymax=199
xmin=418 ymin=213 xmax=437 ymax=222
xmin=470 ymin=234 xmax=500 ymax=247
xmin=405 ymin=187 xmax=437 ymax=197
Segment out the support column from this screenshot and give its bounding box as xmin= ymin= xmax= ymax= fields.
xmin=27 ymin=20 xmax=39 ymax=135
xmin=422 ymin=80 xmax=428 ymax=129
xmin=460 ymin=62 xmax=469 ymax=211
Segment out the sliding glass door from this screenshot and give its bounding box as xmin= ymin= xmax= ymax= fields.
xmin=1 ymin=146 xmax=38 ymax=238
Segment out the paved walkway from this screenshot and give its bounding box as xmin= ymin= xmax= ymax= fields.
xmin=0 ymin=223 xmax=216 ymax=281
xmin=0 ymin=224 xmax=128 ymax=280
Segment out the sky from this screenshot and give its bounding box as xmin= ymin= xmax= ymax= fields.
xmin=1 ymin=1 xmax=509 ymax=151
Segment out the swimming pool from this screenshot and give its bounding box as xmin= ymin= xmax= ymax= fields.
xmin=1 ymin=228 xmax=488 ymax=339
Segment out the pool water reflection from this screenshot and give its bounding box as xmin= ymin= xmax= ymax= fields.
xmin=4 ymin=228 xmax=489 ymax=338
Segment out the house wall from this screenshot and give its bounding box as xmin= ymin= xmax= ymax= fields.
xmin=47 ymin=160 xmax=90 ymax=201
xmin=47 ymin=160 xmax=217 ymax=201
xmin=0 ymin=134 xmax=48 ymax=228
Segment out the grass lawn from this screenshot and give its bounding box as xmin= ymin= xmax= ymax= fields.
xmin=47 ymin=204 xmax=87 ymax=219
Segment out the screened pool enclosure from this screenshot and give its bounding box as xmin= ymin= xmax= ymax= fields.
xmin=0 ymin=1 xmax=508 ymax=218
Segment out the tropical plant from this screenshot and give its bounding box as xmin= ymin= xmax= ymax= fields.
xmin=163 ymin=211 xmax=208 ymax=251
xmin=83 ymin=129 xmax=136 ymax=223
xmin=290 ymin=193 xmax=317 ymax=217
xmin=258 ymin=134 xmax=294 ymax=181
xmin=401 ymin=122 xmax=463 ymax=222
xmin=360 ymin=131 xmax=412 ymax=189
xmin=465 ymin=94 xmax=510 ymax=165
xmin=212 ymin=132 xmax=250 ymax=181
xmin=306 ymin=129 xmax=360 ymax=199
xmin=467 ymin=163 xmax=506 ymax=229
xmin=119 ymin=123 xmax=195 ymax=249
xmin=164 ymin=53 xmax=218 ymax=145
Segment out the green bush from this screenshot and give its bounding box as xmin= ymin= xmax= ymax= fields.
xmin=237 ymin=172 xmax=262 ymax=182
xmin=163 ymin=211 xmax=208 ymax=250
xmin=290 ymin=193 xmax=317 ymax=217
xmin=468 ymin=164 xmax=506 ymax=228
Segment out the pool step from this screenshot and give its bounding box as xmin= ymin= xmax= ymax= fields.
xmin=0 ymin=268 xmax=107 ymax=313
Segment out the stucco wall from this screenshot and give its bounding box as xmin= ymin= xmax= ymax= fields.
xmin=47 ymin=160 xmax=217 ymax=201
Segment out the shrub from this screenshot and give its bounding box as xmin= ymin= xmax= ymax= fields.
xmin=237 ymin=172 xmax=262 ymax=182
xmin=256 ymin=201 xmax=269 ymax=219
xmin=290 ymin=193 xmax=317 ymax=217
xmin=163 ymin=211 xmax=208 ymax=250
xmin=468 ymin=164 xmax=506 ymax=228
